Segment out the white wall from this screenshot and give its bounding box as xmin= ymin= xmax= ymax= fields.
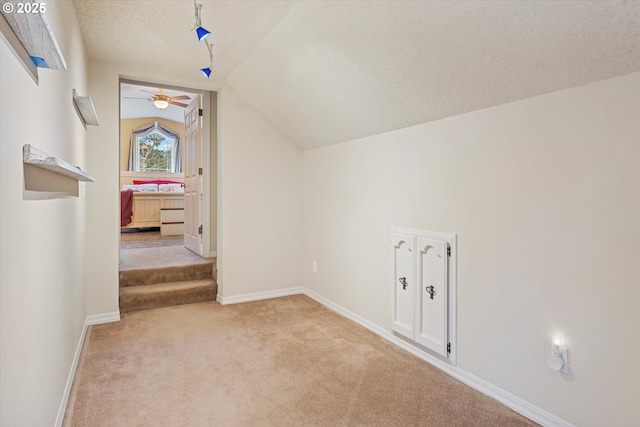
xmin=85 ymin=65 xmax=300 ymax=312
xmin=302 ymin=73 xmax=640 ymax=426
xmin=85 ymin=62 xmax=220 ymax=314
xmin=84 ymin=61 xmax=122 ymax=316
xmin=0 ymin=1 xmax=89 ymax=425
xmin=217 ymin=87 xmax=303 ymax=299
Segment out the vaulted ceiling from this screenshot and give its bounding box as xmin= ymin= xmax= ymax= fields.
xmin=73 ymin=0 xmax=640 ymax=149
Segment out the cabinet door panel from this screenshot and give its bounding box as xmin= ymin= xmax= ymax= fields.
xmin=391 ymin=233 xmax=416 ymax=339
xmin=416 ymin=237 xmax=448 ymax=357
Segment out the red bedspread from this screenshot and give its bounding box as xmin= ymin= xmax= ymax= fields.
xmin=121 ymin=189 xmax=134 ymax=226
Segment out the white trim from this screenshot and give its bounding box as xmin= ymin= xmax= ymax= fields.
xmin=56 ymin=290 xmax=572 ymax=427
xmin=87 ymin=311 xmax=121 ymax=325
xmin=219 ymin=286 xmax=570 ymax=426
xmin=54 ymin=312 xmax=120 ymax=427
xmin=304 ymin=288 xmax=387 ymax=337
xmin=209 ymin=251 xmax=217 ymax=258
xmin=54 ymin=318 xmax=88 ymax=427
xmin=201 ymin=91 xmax=212 ymax=258
xmin=450 ymin=369 xmax=573 ymax=427
xmin=217 ymin=287 xmax=304 ymax=305
xmin=303 ymin=288 xmax=571 ymax=427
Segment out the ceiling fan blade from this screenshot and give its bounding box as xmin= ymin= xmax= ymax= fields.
xmin=139 ymin=89 xmax=157 ymax=96
xmin=123 ymin=96 xmax=149 ymax=100
xmin=170 ymin=95 xmax=191 ymax=101
xmin=169 ymin=101 xmax=188 ymax=108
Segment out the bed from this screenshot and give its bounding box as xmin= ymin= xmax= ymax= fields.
xmin=120 ymin=173 xmax=184 ymax=229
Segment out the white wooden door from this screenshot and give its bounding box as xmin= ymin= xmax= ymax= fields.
xmin=415 ymin=237 xmax=449 ymax=357
xmin=391 ymin=233 xmax=416 ymax=339
xmin=183 ymin=95 xmax=202 ymax=255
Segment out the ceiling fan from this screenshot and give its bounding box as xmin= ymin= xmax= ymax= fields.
xmin=124 ymin=88 xmax=191 ymax=110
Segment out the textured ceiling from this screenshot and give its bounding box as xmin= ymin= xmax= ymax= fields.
xmin=72 ymin=0 xmax=295 ymax=84
xmin=74 ymin=1 xmax=640 ymax=149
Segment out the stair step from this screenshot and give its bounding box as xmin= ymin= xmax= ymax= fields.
xmin=119 ymin=279 xmax=217 ymax=313
xmin=119 ymin=262 xmax=214 ymax=287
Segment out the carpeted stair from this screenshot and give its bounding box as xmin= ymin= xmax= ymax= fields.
xmin=119 ymin=260 xmax=217 ymax=313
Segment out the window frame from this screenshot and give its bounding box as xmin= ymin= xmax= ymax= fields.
xmin=134 ymin=125 xmax=177 ymax=173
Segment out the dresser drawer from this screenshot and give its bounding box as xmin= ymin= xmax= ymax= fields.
xmin=160 ymin=208 xmax=184 ymax=236
xmin=160 ymin=208 xmax=184 ymax=222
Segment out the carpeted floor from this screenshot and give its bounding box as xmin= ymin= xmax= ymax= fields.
xmin=120 ymin=228 xmax=183 ymax=249
xmin=119 ymin=246 xmax=213 ymax=271
xmin=63 ymin=296 xmax=538 ymax=427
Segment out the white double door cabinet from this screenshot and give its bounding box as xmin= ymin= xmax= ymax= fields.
xmin=391 ymin=227 xmax=456 ymax=363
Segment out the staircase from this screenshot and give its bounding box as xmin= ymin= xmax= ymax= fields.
xmin=119 ymin=258 xmax=217 ymax=313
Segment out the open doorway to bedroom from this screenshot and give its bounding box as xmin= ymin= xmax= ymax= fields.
xmin=118 ymin=79 xmax=216 ymax=263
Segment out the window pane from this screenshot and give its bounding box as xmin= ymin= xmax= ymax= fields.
xmin=137 ymin=130 xmax=174 ymax=173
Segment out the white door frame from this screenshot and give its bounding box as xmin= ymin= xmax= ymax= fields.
xmin=118 ymin=78 xmax=211 ymax=256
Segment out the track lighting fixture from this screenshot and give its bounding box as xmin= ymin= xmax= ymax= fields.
xmin=196 ymin=26 xmax=211 ymax=42
xmin=200 ymin=39 xmax=213 ymax=79
xmin=193 ymin=2 xmax=210 ymax=42
xmin=193 ymin=0 xmax=214 ymax=77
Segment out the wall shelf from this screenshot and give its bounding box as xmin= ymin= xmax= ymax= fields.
xmin=73 ymin=89 xmax=99 ymax=126
xmin=23 ymin=144 xmax=94 ymax=182
xmin=1 ymin=1 xmax=66 ymax=70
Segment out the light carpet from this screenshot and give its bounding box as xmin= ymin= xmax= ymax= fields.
xmin=63 ymin=295 xmax=538 ymax=427
xmin=120 ymin=229 xmax=183 ymax=249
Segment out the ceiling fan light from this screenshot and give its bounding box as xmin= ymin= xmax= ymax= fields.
xmin=196 ymin=26 xmax=210 ymax=42
xmin=201 ymin=67 xmax=212 ymax=78
xmin=153 ymin=99 xmax=170 ymax=109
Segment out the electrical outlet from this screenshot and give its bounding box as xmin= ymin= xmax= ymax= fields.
xmin=312 ymin=261 xmax=317 ymax=273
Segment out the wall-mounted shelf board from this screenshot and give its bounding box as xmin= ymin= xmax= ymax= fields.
xmin=1 ymin=1 xmax=66 ymax=70
xmin=23 ymin=144 xmax=94 ymax=182
xmin=0 ymin=9 xmax=37 ymax=81
xmin=73 ymin=89 xmax=99 ymax=126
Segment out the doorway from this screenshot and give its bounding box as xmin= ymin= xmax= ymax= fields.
xmin=119 ymin=79 xmax=216 ymax=263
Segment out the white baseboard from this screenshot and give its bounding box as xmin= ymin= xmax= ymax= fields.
xmin=56 ymin=289 xmax=572 ymax=427
xmin=302 ymin=288 xmax=571 ymax=427
xmin=55 ymin=311 xmax=120 ymax=427
xmin=87 ymin=311 xmax=121 ymax=325
xmin=219 ymin=286 xmax=571 ymax=427
xmin=217 ymin=287 xmax=304 ymax=305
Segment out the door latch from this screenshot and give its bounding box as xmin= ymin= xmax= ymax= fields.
xmin=425 ymin=285 xmax=436 ymax=299
xmin=399 ymin=277 xmax=407 ymax=290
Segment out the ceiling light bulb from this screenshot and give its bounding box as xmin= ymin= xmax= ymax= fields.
xmin=153 ymin=99 xmax=169 ymax=109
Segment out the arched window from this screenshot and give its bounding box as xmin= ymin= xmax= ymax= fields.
xmin=129 ymin=121 xmax=181 ymax=173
